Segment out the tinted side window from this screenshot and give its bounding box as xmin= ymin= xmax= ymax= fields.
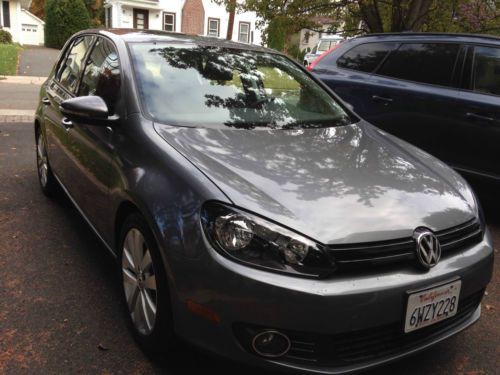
xmin=79 ymin=38 xmax=121 ymax=114
xmin=471 ymin=46 xmax=500 ymax=96
xmin=377 ymin=43 xmax=460 ymax=87
xmin=335 ymin=42 xmax=396 ymax=72
xmin=56 ymin=36 xmax=94 ymax=93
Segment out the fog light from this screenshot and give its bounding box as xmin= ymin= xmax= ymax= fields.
xmin=252 ymin=330 xmax=291 ymax=358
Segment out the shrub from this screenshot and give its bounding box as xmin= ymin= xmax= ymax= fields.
xmin=45 ymin=0 xmax=90 ymax=49
xmin=0 ymin=29 xmax=13 ymax=44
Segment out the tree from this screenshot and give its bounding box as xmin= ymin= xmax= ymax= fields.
xmin=225 ymin=0 xmax=237 ymax=40
xmin=84 ymin=0 xmax=105 ymax=27
xmin=30 ymin=0 xmax=46 ymax=19
xmin=455 ymin=0 xmax=500 ymax=34
xmin=234 ymin=0 xmax=437 ymax=34
xmin=45 ymin=0 xmax=90 ymax=49
xmin=32 ymin=0 xmax=104 ymax=26
xmin=216 ymin=0 xmax=500 ymax=52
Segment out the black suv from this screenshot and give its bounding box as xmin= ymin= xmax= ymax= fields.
xmin=311 ymin=33 xmax=500 ymax=183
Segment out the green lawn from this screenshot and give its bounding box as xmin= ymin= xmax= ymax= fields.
xmin=0 ymin=44 xmax=20 ymax=75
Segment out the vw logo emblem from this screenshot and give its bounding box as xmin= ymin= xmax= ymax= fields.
xmin=413 ymin=228 xmax=441 ymax=270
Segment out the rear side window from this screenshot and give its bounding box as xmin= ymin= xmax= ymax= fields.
xmin=377 ymin=43 xmax=460 ymax=87
xmin=471 ymin=46 xmax=500 ymax=96
xmin=79 ymin=38 xmax=121 ymax=114
xmin=56 ymin=36 xmax=94 ymax=93
xmin=336 ymin=42 xmax=396 ymax=72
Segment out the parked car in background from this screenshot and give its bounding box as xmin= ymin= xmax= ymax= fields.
xmin=310 ymin=33 xmax=500 ymax=183
xmin=35 ymin=29 xmax=493 ymax=374
xmin=303 ymin=34 xmax=344 ymax=66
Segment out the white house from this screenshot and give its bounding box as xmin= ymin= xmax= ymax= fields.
xmin=104 ymin=0 xmax=263 ymax=45
xmin=0 ymin=0 xmax=45 ymax=45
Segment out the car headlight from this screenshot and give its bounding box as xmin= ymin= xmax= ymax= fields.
xmin=201 ymin=202 xmax=334 ymax=278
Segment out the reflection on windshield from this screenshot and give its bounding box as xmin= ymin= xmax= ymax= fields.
xmin=129 ymin=43 xmax=353 ymax=129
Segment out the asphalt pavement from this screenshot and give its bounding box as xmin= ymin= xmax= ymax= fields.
xmin=0 ymin=122 xmax=498 ymax=375
xmin=18 ymin=46 xmax=60 ymax=77
xmin=0 ymin=83 xmax=40 ymax=110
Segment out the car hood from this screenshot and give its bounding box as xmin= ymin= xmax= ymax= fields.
xmin=155 ymin=121 xmax=476 ymax=244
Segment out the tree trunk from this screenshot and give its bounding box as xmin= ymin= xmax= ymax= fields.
xmin=283 ymin=31 xmax=292 ymax=54
xmin=391 ymin=0 xmax=403 ymax=31
xmin=226 ymin=0 xmax=236 ymax=40
xmin=358 ymin=0 xmax=384 ymax=33
xmin=405 ymin=0 xmax=434 ymax=31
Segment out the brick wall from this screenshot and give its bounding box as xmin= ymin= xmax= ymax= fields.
xmin=181 ymin=0 xmax=205 ymax=35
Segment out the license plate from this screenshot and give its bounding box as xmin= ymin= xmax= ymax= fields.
xmin=404 ymin=280 xmax=461 ymax=333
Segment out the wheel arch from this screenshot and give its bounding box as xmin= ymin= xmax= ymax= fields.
xmin=114 ymin=200 xmax=143 ymax=252
xmin=34 ymin=118 xmax=41 ymax=140
xmin=113 ymin=198 xmax=175 ymax=280
xmin=114 ymin=198 xmax=179 ymax=316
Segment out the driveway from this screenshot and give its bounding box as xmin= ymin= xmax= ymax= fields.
xmin=18 ymin=46 xmax=60 ymax=77
xmin=0 ymin=77 xmax=43 ymax=123
xmin=0 ymin=122 xmax=498 ymax=374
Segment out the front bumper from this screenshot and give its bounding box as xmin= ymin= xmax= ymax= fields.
xmin=170 ymin=229 xmax=494 ymax=374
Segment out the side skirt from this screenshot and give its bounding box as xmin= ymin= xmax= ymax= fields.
xmin=53 ymin=173 xmax=118 ymax=259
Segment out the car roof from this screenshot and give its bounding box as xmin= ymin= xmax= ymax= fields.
xmin=73 ymin=28 xmax=276 ymax=54
xmin=353 ymin=32 xmax=500 ymax=45
xmin=319 ymin=35 xmax=343 ymax=40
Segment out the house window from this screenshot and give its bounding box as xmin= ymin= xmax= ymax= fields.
xmin=105 ymin=7 xmax=112 ymax=28
xmin=163 ymin=12 xmax=175 ymax=32
xmin=2 ymin=1 xmax=10 ymax=28
xmin=207 ymin=18 xmax=219 ymax=37
xmin=238 ymin=22 xmax=250 ymax=43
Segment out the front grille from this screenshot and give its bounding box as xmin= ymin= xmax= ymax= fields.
xmin=280 ymin=290 xmax=483 ymax=365
xmin=233 ymin=290 xmax=483 ymax=366
xmin=328 ymin=218 xmax=482 ymax=270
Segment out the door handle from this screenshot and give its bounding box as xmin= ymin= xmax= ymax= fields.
xmin=372 ymin=95 xmax=393 ymax=104
xmin=466 ymin=112 xmax=494 ymax=122
xmin=42 ymin=97 xmax=51 ymax=106
xmin=62 ymin=117 xmax=73 ymax=129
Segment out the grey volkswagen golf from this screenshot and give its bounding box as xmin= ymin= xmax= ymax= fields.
xmin=35 ymin=29 xmax=493 ymax=374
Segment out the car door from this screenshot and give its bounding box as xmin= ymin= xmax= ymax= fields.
xmin=453 ymin=45 xmax=500 ymax=179
xmin=364 ymin=42 xmax=465 ymax=165
xmin=313 ymin=42 xmax=398 ymax=115
xmin=63 ymin=36 xmax=122 ymax=240
xmin=43 ymin=35 xmax=95 ymax=188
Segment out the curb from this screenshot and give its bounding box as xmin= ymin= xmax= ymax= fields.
xmin=0 ymin=110 xmax=35 ymax=123
xmin=0 ymin=115 xmax=34 ymax=123
xmin=0 ymin=75 xmax=47 ymax=85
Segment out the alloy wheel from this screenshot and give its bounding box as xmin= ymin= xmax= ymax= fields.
xmin=36 ymin=132 xmax=49 ymax=187
xmin=122 ymin=228 xmax=158 ymax=335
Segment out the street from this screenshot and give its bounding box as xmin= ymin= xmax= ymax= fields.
xmin=0 ymin=121 xmax=498 ymax=374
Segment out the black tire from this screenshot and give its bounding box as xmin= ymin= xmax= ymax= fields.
xmin=119 ymin=213 xmax=176 ymax=355
xmin=36 ymin=127 xmax=59 ymax=197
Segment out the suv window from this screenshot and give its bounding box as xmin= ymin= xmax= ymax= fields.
xmin=56 ymin=36 xmax=94 ymax=93
xmin=336 ymin=42 xmax=397 ymax=72
xmin=471 ymin=46 xmax=500 ymax=96
xmin=377 ymin=43 xmax=460 ymax=87
xmin=79 ymin=38 xmax=121 ymax=114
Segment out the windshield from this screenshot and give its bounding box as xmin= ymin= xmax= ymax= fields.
xmin=129 ymin=43 xmax=353 ymax=129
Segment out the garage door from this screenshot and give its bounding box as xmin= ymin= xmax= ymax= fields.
xmin=22 ymin=23 xmax=41 ymax=45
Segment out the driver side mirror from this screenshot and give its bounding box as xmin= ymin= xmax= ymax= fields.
xmin=60 ymin=96 xmax=114 ymax=125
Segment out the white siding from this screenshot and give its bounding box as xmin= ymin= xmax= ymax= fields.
xmin=0 ymin=1 xmax=45 ymax=45
xmin=20 ymin=10 xmax=45 ymax=45
xmin=1 ymin=1 xmax=22 ymax=44
xmin=105 ymin=0 xmax=263 ymax=45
